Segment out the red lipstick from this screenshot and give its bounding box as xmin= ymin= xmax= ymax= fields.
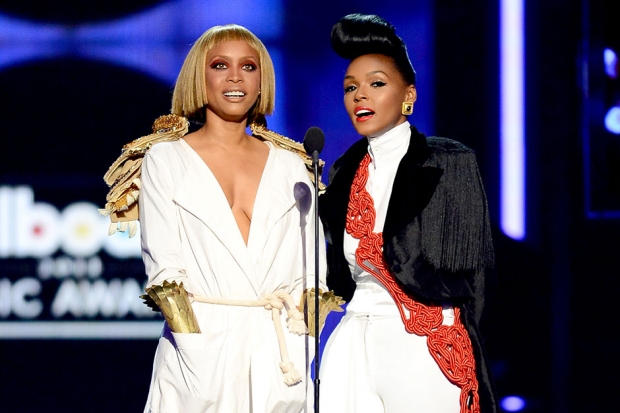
xmin=354 ymin=106 xmax=375 ymax=122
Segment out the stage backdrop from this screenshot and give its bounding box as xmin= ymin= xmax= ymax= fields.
xmin=0 ymin=1 xmax=434 ymax=412
xmin=0 ymin=0 xmax=433 ymax=340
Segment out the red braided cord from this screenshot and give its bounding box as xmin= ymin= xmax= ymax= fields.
xmin=345 ymin=154 xmax=480 ymax=413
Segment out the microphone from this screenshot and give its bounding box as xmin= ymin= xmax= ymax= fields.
xmin=303 ymin=126 xmax=325 ymax=164
xmin=303 ymin=126 xmax=324 ymax=413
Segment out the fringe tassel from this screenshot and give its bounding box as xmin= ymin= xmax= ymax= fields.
xmin=100 ymin=114 xmax=188 ymax=237
xmin=421 ymin=139 xmax=494 ymax=272
xmin=107 ymin=220 xmax=139 ymax=237
xmin=279 ymin=361 xmax=302 ymax=386
xmin=128 ymin=221 xmax=138 ymax=238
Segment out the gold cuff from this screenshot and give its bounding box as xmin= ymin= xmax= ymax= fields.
xmin=299 ymin=288 xmax=345 ymax=337
xmin=140 ymin=280 xmax=201 ymax=333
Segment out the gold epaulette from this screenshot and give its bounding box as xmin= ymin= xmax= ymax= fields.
xmin=99 ymin=114 xmax=189 ymax=237
xmin=250 ymin=123 xmax=326 ymax=192
xmin=100 ymin=116 xmax=322 ymax=238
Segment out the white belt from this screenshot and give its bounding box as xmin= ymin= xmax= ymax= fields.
xmin=192 ymin=290 xmax=307 ymax=386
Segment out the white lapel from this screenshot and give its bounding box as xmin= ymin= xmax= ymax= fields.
xmin=173 ymin=140 xmax=259 ymax=294
xmin=247 ymin=145 xmax=310 ymax=265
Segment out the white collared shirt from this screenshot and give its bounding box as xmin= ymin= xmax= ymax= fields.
xmin=343 ymin=121 xmax=411 ymax=316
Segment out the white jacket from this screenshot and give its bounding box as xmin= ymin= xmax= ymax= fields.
xmin=139 ymin=138 xmax=326 ymax=413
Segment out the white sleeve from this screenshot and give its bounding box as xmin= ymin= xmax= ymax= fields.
xmin=139 ymin=149 xmax=188 ymax=289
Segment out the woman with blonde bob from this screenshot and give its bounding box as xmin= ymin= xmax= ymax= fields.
xmin=171 ymin=24 xmax=275 ymax=125
xmin=137 ymin=24 xmax=326 ymax=413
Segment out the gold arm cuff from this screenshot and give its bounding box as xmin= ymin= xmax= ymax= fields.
xmin=299 ymin=288 xmax=346 ymax=337
xmin=140 ymin=280 xmax=201 ymax=333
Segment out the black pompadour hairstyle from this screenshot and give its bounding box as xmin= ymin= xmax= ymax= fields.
xmin=330 ymin=13 xmax=416 ymax=86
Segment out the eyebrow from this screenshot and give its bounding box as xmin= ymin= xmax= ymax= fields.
xmin=344 ymin=70 xmax=389 ymax=80
xmin=210 ymin=55 xmax=258 ymax=61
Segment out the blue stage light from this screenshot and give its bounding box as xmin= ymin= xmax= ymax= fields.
xmin=605 ymin=106 xmax=620 ymax=134
xmin=501 ymin=395 xmax=526 ymax=412
xmin=500 ymin=0 xmax=526 ymax=241
xmin=604 ymin=48 xmax=618 ymax=79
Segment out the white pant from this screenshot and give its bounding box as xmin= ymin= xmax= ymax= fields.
xmin=319 ymin=312 xmax=461 ymax=413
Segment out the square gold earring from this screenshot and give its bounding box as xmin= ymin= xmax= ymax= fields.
xmin=402 ymin=101 xmax=413 ymax=116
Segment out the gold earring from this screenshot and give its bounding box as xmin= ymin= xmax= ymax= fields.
xmin=402 ymin=101 xmax=413 ymax=116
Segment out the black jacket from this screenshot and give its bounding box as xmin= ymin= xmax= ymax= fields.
xmin=319 ymin=125 xmax=498 ymax=413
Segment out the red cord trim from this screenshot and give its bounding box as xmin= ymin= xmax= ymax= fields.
xmin=345 ymin=154 xmax=480 ymax=413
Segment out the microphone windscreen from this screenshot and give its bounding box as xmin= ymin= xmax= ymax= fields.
xmin=303 ymin=126 xmax=325 ymax=155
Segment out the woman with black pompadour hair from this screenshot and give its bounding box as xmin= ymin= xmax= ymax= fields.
xmin=318 ymin=13 xmax=498 ymax=413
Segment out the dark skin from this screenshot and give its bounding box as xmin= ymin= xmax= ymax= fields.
xmin=183 ymin=40 xmax=268 ymax=245
xmin=343 ymin=53 xmax=416 ymax=138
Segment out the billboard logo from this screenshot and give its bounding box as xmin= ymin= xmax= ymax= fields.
xmin=0 ymin=186 xmax=140 ymax=259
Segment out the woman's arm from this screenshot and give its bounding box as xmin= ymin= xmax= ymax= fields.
xmin=139 ymin=148 xmax=188 ymax=290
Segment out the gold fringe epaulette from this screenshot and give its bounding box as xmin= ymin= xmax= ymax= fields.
xmin=250 ymin=123 xmax=326 ymax=192
xmin=99 ymin=114 xmax=189 ymax=237
xmin=100 ymin=116 xmax=321 ymax=237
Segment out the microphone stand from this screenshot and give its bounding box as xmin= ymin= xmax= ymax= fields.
xmin=311 ymin=149 xmax=321 ymax=413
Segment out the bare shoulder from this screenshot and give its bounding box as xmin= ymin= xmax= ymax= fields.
xmin=248 ymin=135 xmax=270 ymax=157
xmin=179 ymin=129 xmax=207 ymax=151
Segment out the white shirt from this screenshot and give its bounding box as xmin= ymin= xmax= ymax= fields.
xmin=343 ymin=121 xmax=411 ymax=317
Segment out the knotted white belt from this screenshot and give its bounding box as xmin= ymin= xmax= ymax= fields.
xmin=192 ymin=290 xmax=308 ymax=386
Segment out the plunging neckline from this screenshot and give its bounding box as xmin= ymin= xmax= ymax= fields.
xmin=178 ymin=138 xmax=273 ymax=248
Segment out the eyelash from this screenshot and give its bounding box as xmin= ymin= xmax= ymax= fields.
xmin=210 ymin=62 xmax=257 ymax=71
xmin=344 ymin=81 xmax=387 ymax=93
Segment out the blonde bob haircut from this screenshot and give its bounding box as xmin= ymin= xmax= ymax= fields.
xmin=171 ymin=24 xmax=276 ymax=124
